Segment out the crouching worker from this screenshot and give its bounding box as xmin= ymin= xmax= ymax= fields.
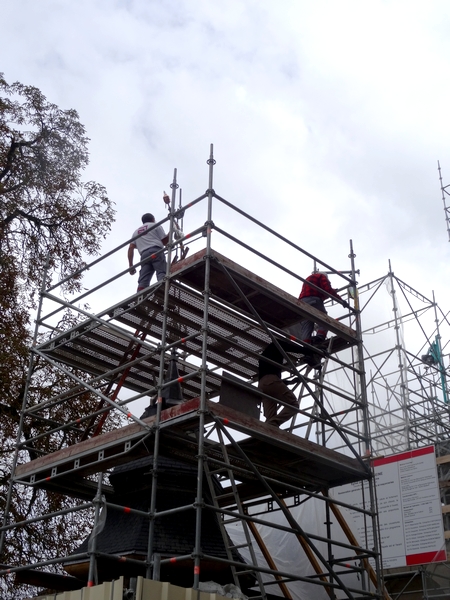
xmin=299 ymin=271 xmax=350 ymax=345
xmin=128 ymin=213 xmax=169 ymax=291
xmin=258 ymin=340 xmax=301 ymax=428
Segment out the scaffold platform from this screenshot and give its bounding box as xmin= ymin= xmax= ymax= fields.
xmin=37 ymin=248 xmax=357 ymax=401
xmin=14 ymin=398 xmax=369 ymax=500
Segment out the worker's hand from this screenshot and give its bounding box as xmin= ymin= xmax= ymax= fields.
xmin=342 ymin=300 xmax=350 ymax=310
xmin=129 ymin=266 xmax=136 ymax=275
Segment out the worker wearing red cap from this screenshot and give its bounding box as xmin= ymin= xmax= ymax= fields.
xmin=299 ymin=272 xmax=350 ymax=345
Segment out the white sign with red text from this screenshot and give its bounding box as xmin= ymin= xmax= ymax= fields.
xmin=335 ymin=446 xmax=446 ymax=569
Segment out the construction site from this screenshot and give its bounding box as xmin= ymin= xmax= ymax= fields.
xmin=1 ymin=147 xmax=450 ymax=600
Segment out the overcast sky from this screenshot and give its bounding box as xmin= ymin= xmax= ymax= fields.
xmin=3 ymin=0 xmax=450 ymax=344
xmin=4 ymin=4 xmax=449 ymax=591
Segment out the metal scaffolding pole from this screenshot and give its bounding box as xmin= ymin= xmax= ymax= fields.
xmin=349 ymin=240 xmax=384 ymax=598
xmin=0 ymin=259 xmax=49 ymax=556
xmin=387 ymin=266 xmax=411 ymax=449
xmin=147 ymin=167 xmax=181 ymax=578
xmin=193 ymin=144 xmax=216 ymax=590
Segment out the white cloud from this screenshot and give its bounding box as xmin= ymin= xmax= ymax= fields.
xmin=2 ymin=0 xmax=450 ymax=340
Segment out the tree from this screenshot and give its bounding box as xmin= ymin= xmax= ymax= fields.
xmin=0 ymin=74 xmax=116 ymax=598
xmin=0 ymin=71 xmax=115 ymax=415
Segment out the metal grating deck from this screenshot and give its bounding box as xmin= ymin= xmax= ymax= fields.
xmin=38 ymin=249 xmax=357 ymax=401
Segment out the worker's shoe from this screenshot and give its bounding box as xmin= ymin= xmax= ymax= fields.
xmin=311 ymin=335 xmax=326 ymax=346
xmin=304 ymin=354 xmax=322 ymax=369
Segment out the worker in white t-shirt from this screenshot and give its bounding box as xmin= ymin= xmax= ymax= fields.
xmin=128 ymin=213 xmax=169 ymax=291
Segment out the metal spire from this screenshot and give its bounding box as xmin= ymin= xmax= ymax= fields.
xmin=438 ymin=160 xmax=450 ymax=241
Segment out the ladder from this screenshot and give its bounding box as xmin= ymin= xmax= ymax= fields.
xmin=80 ymin=329 xmax=149 ymax=441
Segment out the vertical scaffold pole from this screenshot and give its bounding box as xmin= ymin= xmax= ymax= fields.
xmin=349 ymin=239 xmax=384 ymax=598
xmin=87 ymin=473 xmax=104 ymax=587
xmin=193 ymin=144 xmax=216 ymax=590
xmin=387 ymin=262 xmax=411 ymax=448
xmin=146 ymin=169 xmax=179 ymax=578
xmin=0 ymin=259 xmax=49 ymax=555
xmin=432 ymin=291 xmax=449 ymax=405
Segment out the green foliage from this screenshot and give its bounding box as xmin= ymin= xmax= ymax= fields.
xmin=0 ymin=71 xmax=115 ymax=412
xmin=0 ymin=73 xmax=114 ymax=294
xmin=0 ymin=74 xmax=117 ymax=598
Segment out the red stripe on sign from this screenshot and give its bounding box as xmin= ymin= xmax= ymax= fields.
xmin=411 ymin=446 xmax=435 ymax=456
xmin=373 ymin=445 xmax=434 ymax=467
xmin=406 ymin=550 xmax=447 ymax=566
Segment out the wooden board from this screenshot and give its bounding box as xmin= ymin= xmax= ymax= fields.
xmin=15 ymin=399 xmax=369 ymax=499
xmin=171 ymin=248 xmax=357 ymax=342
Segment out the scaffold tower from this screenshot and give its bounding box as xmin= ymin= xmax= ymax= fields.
xmin=1 ymin=146 xmax=394 ymax=600
xmin=359 ymin=267 xmax=450 ymax=456
xmin=354 ymin=262 xmax=450 ymax=599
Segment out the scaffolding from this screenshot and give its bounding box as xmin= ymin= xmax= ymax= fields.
xmin=1 ymin=146 xmax=397 ymax=599
xmin=354 ymin=264 xmax=450 ymax=599
xmin=356 ymin=267 xmax=450 ymax=456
